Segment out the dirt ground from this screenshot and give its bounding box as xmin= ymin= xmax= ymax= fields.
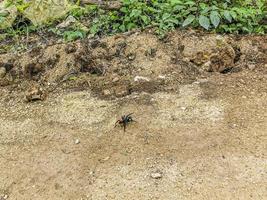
xmin=0 ymin=30 xmax=266 ymax=200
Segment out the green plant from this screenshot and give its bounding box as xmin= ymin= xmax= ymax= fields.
xmin=89 ymin=0 xmax=267 ymax=36
xmin=68 ymin=4 xmax=98 ymax=19
xmin=63 ymin=29 xmax=86 ymax=41
xmin=1 ymin=0 xmax=266 ymax=45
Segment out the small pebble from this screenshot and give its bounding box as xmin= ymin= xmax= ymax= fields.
xmin=248 ymin=64 xmax=256 ymax=70
xmin=150 ymin=172 xmax=163 ymax=179
xmin=103 ymin=89 xmax=111 ymax=96
xmin=134 ymin=76 xmax=150 ymax=82
xmin=0 ymin=67 xmax=6 ymax=78
xmin=112 ymin=77 xmax=119 ymax=82
xmin=103 ymin=156 xmax=110 ymax=161
xmin=75 ymin=139 xmax=80 ymax=144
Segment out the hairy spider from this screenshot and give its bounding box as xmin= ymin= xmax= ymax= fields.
xmin=115 ymin=113 xmax=135 ymax=132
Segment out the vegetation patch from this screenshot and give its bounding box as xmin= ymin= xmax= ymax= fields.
xmin=0 ymin=0 xmax=266 ymax=47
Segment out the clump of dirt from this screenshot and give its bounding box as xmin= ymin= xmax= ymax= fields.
xmin=0 ymin=30 xmax=266 ymax=101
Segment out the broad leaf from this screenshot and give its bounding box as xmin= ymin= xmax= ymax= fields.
xmin=130 ymin=9 xmax=141 ymax=18
xmin=162 ymin=13 xmax=171 ymax=21
xmin=182 ymin=15 xmax=195 ymax=27
xmin=141 ymin=15 xmax=150 ymax=24
xmin=199 ymin=15 xmax=210 ymax=30
xmin=223 ymin=10 xmax=232 ymax=22
xmin=170 ymin=0 xmax=183 ymax=5
xmin=210 ymin=11 xmax=220 ymax=28
xmin=126 ymin=23 xmax=136 ymax=30
xmin=230 ymin=10 xmax=237 ymax=20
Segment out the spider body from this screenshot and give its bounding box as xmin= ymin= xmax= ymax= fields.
xmin=115 ymin=113 xmax=135 ymax=132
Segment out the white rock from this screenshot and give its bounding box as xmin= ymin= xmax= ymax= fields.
xmin=150 ymin=172 xmax=162 ymax=179
xmin=134 ymin=76 xmax=150 ymax=82
xmin=103 ymin=89 xmax=111 ymax=96
xmin=248 ymin=64 xmax=256 ymax=70
xmin=112 ymin=77 xmax=119 ymax=82
xmin=75 ymin=139 xmax=80 ymax=144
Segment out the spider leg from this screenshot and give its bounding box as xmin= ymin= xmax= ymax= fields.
xmin=115 ymin=120 xmax=121 ymax=127
xmin=126 ymin=113 xmax=134 ymax=118
xmin=123 ymin=122 xmax=126 ymax=132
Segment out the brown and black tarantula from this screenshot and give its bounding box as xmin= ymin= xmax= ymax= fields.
xmin=115 ymin=113 xmax=136 ymax=132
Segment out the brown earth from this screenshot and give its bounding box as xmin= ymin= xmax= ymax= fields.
xmin=0 ymin=30 xmax=267 ymax=200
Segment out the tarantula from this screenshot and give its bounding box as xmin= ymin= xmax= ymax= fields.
xmin=115 ymin=113 xmax=135 ymax=132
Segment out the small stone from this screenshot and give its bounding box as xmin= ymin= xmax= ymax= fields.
xmin=0 ymin=67 xmax=6 ymax=78
xmin=181 ymin=107 xmax=186 ymax=111
xmin=202 ymin=61 xmax=211 ymax=71
xmin=25 ymin=85 xmax=45 ymax=102
xmin=75 ymin=139 xmax=80 ymax=144
xmin=103 ymin=156 xmax=110 ymax=161
xmin=247 ymin=64 xmax=256 ymax=70
xmin=158 ymin=75 xmax=166 ymax=79
xmin=99 ymin=156 xmax=110 ymax=163
xmin=134 ymin=76 xmax=150 ymax=82
xmin=103 ymin=89 xmax=111 ymax=96
xmin=127 ymin=53 xmax=136 ymax=61
xmin=150 ymin=171 xmax=163 ymax=179
xmin=112 ymin=77 xmax=119 ymax=82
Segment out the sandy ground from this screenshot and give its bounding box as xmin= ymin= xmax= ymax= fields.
xmin=0 ymin=31 xmax=267 ymax=199
xmin=0 ymin=69 xmax=266 ymax=200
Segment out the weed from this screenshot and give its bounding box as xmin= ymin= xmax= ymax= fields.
xmin=0 ymin=0 xmax=266 ymax=45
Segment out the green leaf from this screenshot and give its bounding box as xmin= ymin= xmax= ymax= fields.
xmin=63 ymin=30 xmax=85 ymax=42
xmin=162 ymin=13 xmax=171 ymax=21
xmin=0 ymin=16 xmax=5 ymax=23
xmin=0 ymin=11 xmax=9 ymax=17
xmin=170 ymin=0 xmax=183 ymax=5
xmin=188 ymin=7 xmax=198 ymax=12
xmin=120 ymin=7 xmax=127 ymax=13
xmin=126 ymin=23 xmax=136 ymax=30
xmin=210 ymin=11 xmax=220 ymax=28
xmin=141 ymin=15 xmax=149 ymax=24
xmin=130 ymin=9 xmax=141 ymax=18
xmin=184 ymin=1 xmax=195 ymax=5
xmin=182 ymin=15 xmax=195 ymax=27
xmin=230 ymin=10 xmax=237 ymax=20
xmin=199 ymin=15 xmax=210 ymax=30
xmin=173 ymin=5 xmax=185 ymax=11
xmin=119 ymin=24 xmax=126 ymax=32
xmin=69 ymin=76 xmax=78 ymax=81
xmin=201 ymin=7 xmax=211 ymax=14
xmin=223 ymin=10 xmax=232 ymax=22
